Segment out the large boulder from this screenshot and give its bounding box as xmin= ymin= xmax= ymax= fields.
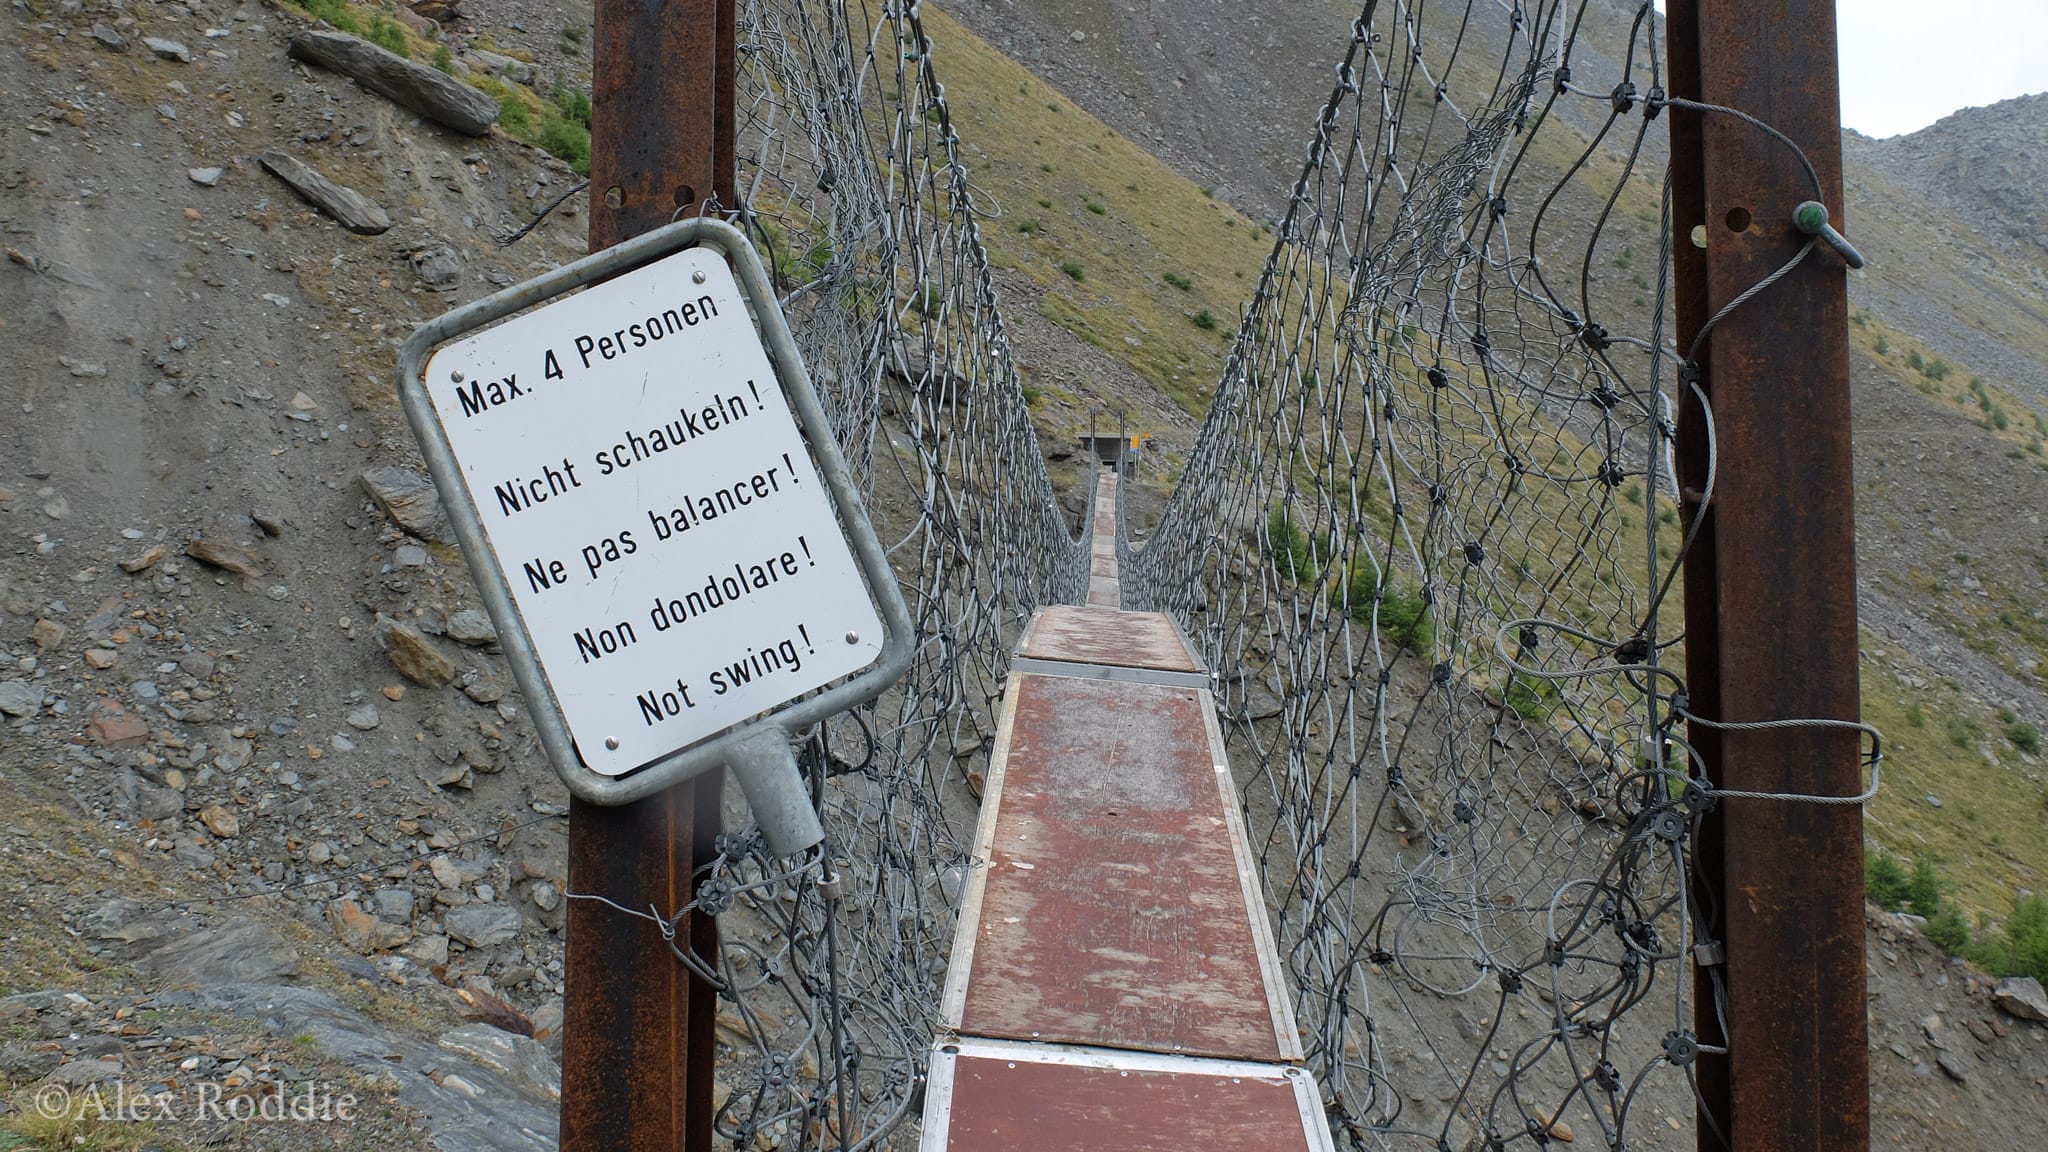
xmin=288 ymin=29 xmax=498 ymax=136
xmin=1993 ymin=975 xmax=2048 ymax=1022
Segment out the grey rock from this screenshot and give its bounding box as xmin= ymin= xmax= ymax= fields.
xmin=430 ymin=854 xmax=487 ymax=889
xmin=439 ymin=1024 xmax=561 ymax=1101
xmin=464 ymin=49 xmax=535 ymax=86
xmin=45 ymin=1056 xmax=125 ymax=1086
xmin=133 ymin=781 xmax=184 ymax=821
xmin=133 ymin=917 xmax=300 ymax=987
xmin=529 ymin=881 xmax=559 ymax=912
xmin=1934 ymin=1048 xmax=1968 ymax=1082
xmin=395 ymin=543 xmax=429 ymax=567
xmin=258 ymin=150 xmax=392 ymax=236
xmin=91 ymin=23 xmax=127 ymax=52
xmin=188 ymin=166 xmax=225 ymax=187
xmin=1993 ymin=975 xmax=2048 ymax=1021
xmin=447 ymin=608 xmax=499 ymax=646
xmin=0 ymin=1043 xmax=60 ymax=1082
xmin=361 ymin=464 xmax=456 ymax=544
xmin=180 ymin=652 xmax=216 ymax=680
xmin=445 ymin=904 xmax=522 ymax=949
xmin=373 ymin=887 xmax=416 ymax=924
xmin=0 ymin=990 xmax=78 ymax=1016
xmin=144 ymin=37 xmax=191 ymax=62
xmin=412 ymin=245 xmax=463 ymax=286
xmin=404 ymin=933 xmax=451 ymax=966
xmin=346 ymin=705 xmax=382 ymax=731
xmin=288 ymin=30 xmax=499 ymax=136
xmin=200 ymin=984 xmax=557 ymax=1150
xmin=0 ymin=680 xmax=42 ymax=717
xmin=463 ymin=675 xmax=505 ymax=704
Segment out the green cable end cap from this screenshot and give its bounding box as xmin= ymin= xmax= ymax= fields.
xmin=1793 ymin=200 xmax=1830 ymax=235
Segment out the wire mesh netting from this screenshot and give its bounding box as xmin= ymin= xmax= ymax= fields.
xmin=633 ymin=2 xmax=1874 ymax=1149
xmin=1115 ymin=3 xmax=1708 ymax=1145
xmin=688 ymin=2 xmax=1088 ymax=1147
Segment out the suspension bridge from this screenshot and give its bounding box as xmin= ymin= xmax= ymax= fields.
xmin=539 ymin=2 xmax=1877 ymax=1150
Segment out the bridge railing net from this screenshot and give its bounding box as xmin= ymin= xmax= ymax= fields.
xmin=682 ymin=2 xmax=1088 ymax=1149
xmin=671 ymin=1 xmax=1838 ymax=1150
xmin=1118 ymin=2 xmax=1725 ymax=1149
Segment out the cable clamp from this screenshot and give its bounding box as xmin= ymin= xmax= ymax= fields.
xmin=1793 ymin=200 xmax=1866 ymax=269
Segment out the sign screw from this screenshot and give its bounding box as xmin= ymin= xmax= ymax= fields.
xmin=844 ymin=631 xmax=860 ymax=644
xmin=692 ymin=270 xmax=707 ymax=284
xmin=451 ymin=370 xmax=465 ymax=383
xmin=604 ymin=737 xmax=620 ymax=750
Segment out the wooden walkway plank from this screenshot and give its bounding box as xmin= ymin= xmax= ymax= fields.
xmin=941 ymin=672 xmax=1299 ymax=1062
xmin=925 ymin=464 xmax=1317 ymax=1149
xmin=921 ymin=1039 xmax=1335 ymax=1152
xmin=1088 ymin=471 xmax=1120 ymax=604
xmin=1015 ymin=605 xmax=1202 ymax=674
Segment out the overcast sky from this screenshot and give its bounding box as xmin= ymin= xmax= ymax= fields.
xmin=1646 ymin=1 xmax=2048 ymax=139
xmin=1835 ymin=0 xmax=2048 ymax=137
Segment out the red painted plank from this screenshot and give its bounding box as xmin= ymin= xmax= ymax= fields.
xmin=1016 ymin=606 xmax=1200 ymax=673
xmin=953 ymin=674 xmax=1289 ymax=1061
xmin=927 ymin=1043 xmax=1327 ymax=1152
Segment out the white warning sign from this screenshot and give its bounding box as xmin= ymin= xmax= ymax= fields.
xmin=421 ymin=246 xmax=883 ymax=775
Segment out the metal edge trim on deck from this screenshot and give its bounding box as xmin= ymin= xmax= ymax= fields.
xmin=1199 ymin=692 xmax=1304 ymax=1063
xmin=1167 ymin=615 xmax=1204 ymax=670
xmin=917 ymin=1037 xmax=1337 ymax=1152
xmin=1008 ymin=656 xmax=1212 ymax=690
xmin=939 ymin=674 xmax=1024 ymax=1029
xmin=917 ymin=1038 xmax=959 ymax=1152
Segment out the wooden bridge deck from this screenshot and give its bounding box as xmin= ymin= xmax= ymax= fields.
xmin=923 ymin=470 xmax=1333 ymax=1150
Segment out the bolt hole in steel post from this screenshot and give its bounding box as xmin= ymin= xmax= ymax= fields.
xmin=1724 ymin=205 xmax=1751 ymax=232
xmin=674 ymin=184 xmax=697 ymax=208
xmin=603 ymin=184 xmax=624 ymax=210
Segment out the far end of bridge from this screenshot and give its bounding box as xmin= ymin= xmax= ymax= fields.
xmin=922 ymin=468 xmax=1334 ymax=1150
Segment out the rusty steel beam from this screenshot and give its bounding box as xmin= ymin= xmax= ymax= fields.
xmin=563 ymin=3 xmax=736 ymax=1151
xmin=1668 ymin=3 xmax=1867 ymax=1152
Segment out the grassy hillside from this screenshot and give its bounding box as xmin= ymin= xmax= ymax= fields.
xmin=919 ymin=5 xmax=2048 ymax=932
xmin=919 ymin=7 xmax=1272 ymax=415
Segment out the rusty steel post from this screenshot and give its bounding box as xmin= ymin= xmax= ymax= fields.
xmin=1667 ymin=3 xmax=1868 ymax=1151
xmin=562 ymin=3 xmax=736 ymax=1151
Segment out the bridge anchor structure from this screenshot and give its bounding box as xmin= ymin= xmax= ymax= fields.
xmin=921 ymin=469 xmax=1334 ymax=1150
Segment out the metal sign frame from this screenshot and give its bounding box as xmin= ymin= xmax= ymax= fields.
xmin=397 ymin=217 xmax=912 ymax=813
